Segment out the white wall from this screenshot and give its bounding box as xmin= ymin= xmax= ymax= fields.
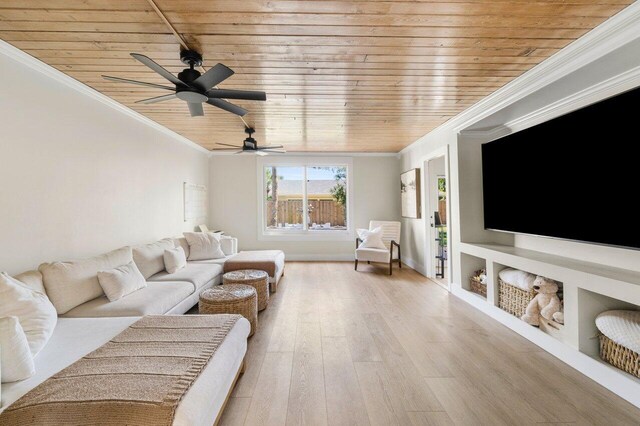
xmin=0 ymin=44 xmax=209 ymax=275
xmin=209 ymin=155 xmax=400 ymax=259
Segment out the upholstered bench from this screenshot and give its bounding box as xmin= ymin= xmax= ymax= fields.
xmin=224 ymin=250 xmax=285 ymax=292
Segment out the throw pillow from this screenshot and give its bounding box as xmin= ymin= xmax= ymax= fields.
xmin=184 ymin=232 xmax=226 ymax=261
xmin=357 ymin=227 xmax=387 ymax=250
xmin=164 ymin=246 xmax=187 ymax=274
xmin=132 ymin=238 xmax=176 ymax=279
xmin=0 ymin=272 xmax=57 ymax=356
xmin=0 ymin=316 xmax=36 ymax=383
xmin=97 ymin=261 xmax=147 ymax=302
xmin=39 ymin=246 xmax=132 ymax=314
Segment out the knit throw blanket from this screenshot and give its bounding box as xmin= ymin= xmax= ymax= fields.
xmin=224 ymin=250 xmax=282 ymax=277
xmin=0 ymin=314 xmax=242 ymax=426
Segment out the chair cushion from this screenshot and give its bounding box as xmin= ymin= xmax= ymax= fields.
xmin=148 ymin=263 xmax=222 ymax=291
xmin=61 ymin=282 xmax=194 ymax=318
xmin=97 ymin=261 xmax=147 ymax=302
xmin=356 ymin=247 xmax=391 ymax=263
xmin=13 ymin=270 xmax=45 ymax=294
xmin=132 ymin=238 xmax=176 ymax=279
xmin=39 ymin=246 xmax=132 ymax=314
xmin=190 ymin=257 xmax=228 ymax=266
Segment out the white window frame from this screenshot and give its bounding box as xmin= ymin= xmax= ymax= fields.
xmin=257 ymin=156 xmax=354 ymax=241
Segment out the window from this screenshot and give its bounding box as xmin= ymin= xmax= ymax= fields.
xmin=259 ymin=158 xmax=352 ymax=240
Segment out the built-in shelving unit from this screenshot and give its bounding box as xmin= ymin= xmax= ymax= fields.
xmin=456 ymin=242 xmax=640 ymax=407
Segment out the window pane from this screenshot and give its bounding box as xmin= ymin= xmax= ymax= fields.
xmin=306 ymin=166 xmax=347 ymax=230
xmin=265 ymin=166 xmax=304 ymax=230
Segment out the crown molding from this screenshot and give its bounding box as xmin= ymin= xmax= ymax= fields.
xmin=401 ymin=2 xmax=640 ymax=155
xmin=209 ymin=150 xmax=399 ymax=157
xmin=504 ymin=64 xmax=640 ymax=135
xmin=0 ymin=39 xmax=211 ymax=156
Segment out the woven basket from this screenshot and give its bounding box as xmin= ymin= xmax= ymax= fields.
xmin=199 ymin=284 xmax=258 ymax=336
xmin=223 ymin=269 xmax=270 ymax=311
xmin=599 ymin=334 xmax=640 ymax=379
xmin=498 ymin=278 xmax=535 ymax=318
xmin=469 ymin=278 xmax=487 ymax=298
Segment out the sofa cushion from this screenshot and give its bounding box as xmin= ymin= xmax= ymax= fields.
xmin=0 ymin=316 xmax=35 ymax=383
xmin=132 ymin=238 xmax=175 ymax=279
xmin=164 ymin=246 xmax=187 ymax=274
xmin=97 ymin=261 xmax=147 ymax=302
xmin=173 ymin=237 xmax=190 ymax=259
xmin=189 ymin=257 xmax=228 ymax=266
xmin=39 ymin=246 xmax=132 ymax=315
xmin=184 ymin=232 xmax=225 ymax=261
xmin=14 ymin=270 xmax=45 ymax=294
xmin=148 ymin=263 xmax=221 ymax=292
xmin=61 ymin=282 xmax=194 ymax=318
xmin=0 ymin=272 xmax=57 ymax=356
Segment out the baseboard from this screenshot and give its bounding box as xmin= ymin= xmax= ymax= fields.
xmin=403 ymin=257 xmax=426 ymax=276
xmin=285 ymin=253 xmax=354 ymax=261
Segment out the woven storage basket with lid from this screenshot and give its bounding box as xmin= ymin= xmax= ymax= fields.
xmin=223 ymin=269 xmax=269 ymax=311
xmin=199 ymin=284 xmax=258 ymax=336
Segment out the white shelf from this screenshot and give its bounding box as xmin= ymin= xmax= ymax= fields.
xmin=456 ymin=242 xmax=640 ymax=408
xmin=460 ymin=242 xmax=640 ymax=305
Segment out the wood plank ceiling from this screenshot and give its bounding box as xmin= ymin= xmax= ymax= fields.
xmin=0 ymin=1 xmax=633 ymax=152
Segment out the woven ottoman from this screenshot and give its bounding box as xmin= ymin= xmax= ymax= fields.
xmin=223 ymin=269 xmax=269 ymax=311
xmin=200 ymin=284 xmax=258 ymax=337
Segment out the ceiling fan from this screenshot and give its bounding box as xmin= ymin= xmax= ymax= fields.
xmin=102 ymin=50 xmax=266 ymax=117
xmin=213 ymin=128 xmax=286 ymax=156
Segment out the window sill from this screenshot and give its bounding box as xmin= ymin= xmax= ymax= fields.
xmin=258 ymin=230 xmax=354 ymax=242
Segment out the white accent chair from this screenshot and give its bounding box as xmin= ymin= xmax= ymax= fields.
xmin=355 ymin=220 xmax=402 ymax=275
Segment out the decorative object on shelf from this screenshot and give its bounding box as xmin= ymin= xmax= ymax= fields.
xmin=521 ymin=276 xmax=561 ymax=327
xmin=498 ymin=268 xmax=537 ymax=317
xmin=596 ymin=310 xmax=640 ymax=379
xmin=470 ymin=268 xmax=487 ymax=297
xmin=400 ymin=168 xmax=421 ymax=218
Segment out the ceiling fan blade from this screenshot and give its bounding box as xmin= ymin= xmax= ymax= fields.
xmin=192 ymin=63 xmax=234 ymax=92
xmin=130 ymin=53 xmax=187 ymax=87
xmin=259 ymin=145 xmax=284 ymax=149
xmin=261 ymin=149 xmax=287 ymax=154
xmin=206 ymin=98 xmax=248 ymax=116
xmin=206 ymin=89 xmax=266 ymax=101
xmin=136 ymin=93 xmax=177 ymax=104
xmin=233 ymin=150 xmax=245 ymax=154
xmin=187 ymin=102 xmax=204 ymax=117
xmin=102 ymin=75 xmax=175 ymax=91
xmin=216 ymin=142 xmax=243 ymax=148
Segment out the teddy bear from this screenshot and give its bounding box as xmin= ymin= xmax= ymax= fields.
xmin=521 ymin=276 xmax=561 ymax=327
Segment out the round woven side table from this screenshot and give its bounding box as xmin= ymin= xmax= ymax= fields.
xmin=223 ymin=269 xmax=270 ymax=311
xmin=199 ymin=284 xmax=257 ymax=336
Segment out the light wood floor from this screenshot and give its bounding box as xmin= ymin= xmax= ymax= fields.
xmin=218 ymin=262 xmax=640 ymax=426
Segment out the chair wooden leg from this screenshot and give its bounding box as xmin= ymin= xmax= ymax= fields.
xmin=367 ymin=261 xmax=371 ymax=264
xmin=355 ymin=259 xmax=358 ymax=270
xmin=389 ymin=260 xmax=393 ymax=275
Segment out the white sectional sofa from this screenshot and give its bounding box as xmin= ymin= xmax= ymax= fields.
xmin=50 ymin=236 xmax=236 ymax=318
xmin=1 ymin=233 xmax=251 ymax=425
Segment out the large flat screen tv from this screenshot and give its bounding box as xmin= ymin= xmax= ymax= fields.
xmin=482 ymin=86 xmax=639 ymax=250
